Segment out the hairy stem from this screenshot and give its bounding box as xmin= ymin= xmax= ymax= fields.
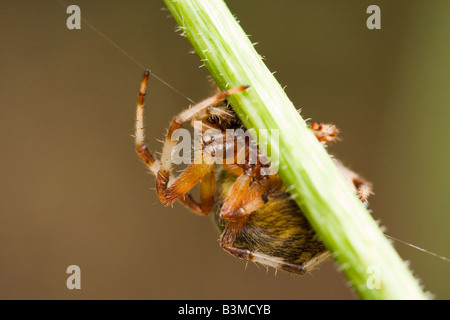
xmin=163 ymin=0 xmax=428 ymax=299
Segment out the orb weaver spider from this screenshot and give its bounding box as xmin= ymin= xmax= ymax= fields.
xmin=135 ymin=70 xmax=372 ymax=274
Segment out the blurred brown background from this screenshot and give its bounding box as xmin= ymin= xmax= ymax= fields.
xmin=0 ymin=0 xmax=449 ymax=299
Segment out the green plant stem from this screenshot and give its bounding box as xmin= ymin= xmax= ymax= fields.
xmin=163 ymin=0 xmax=428 ymax=299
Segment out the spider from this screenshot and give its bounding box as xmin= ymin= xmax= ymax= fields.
xmin=135 ymin=70 xmax=372 ymax=274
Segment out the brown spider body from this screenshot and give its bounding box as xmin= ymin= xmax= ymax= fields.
xmin=135 ymin=70 xmax=371 ymax=274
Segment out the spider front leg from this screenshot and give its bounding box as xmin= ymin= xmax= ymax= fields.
xmin=310 ymin=122 xmax=339 ymax=144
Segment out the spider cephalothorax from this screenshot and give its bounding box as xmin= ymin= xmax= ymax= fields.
xmin=135 ymin=70 xmax=372 ymax=274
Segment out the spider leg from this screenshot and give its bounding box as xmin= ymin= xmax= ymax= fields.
xmin=310 ymin=122 xmax=339 ymax=144
xmin=220 ymin=244 xmax=330 ymax=275
xmin=353 ymin=176 xmax=373 ymax=202
xmin=222 ymin=163 xmax=244 ymax=176
xmin=176 ymin=164 xmax=216 ymax=216
xmin=218 ymin=172 xmax=271 ymax=254
xmin=135 ymin=70 xmax=160 ymax=174
xmin=335 ymin=160 xmax=373 ymax=202
xmin=199 ymin=165 xmax=216 ymax=214
xmin=311 ymin=122 xmax=373 ymax=200
xmin=219 ymin=174 xmax=270 ymax=222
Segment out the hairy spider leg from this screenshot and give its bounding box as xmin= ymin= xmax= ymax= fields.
xmin=310 ymin=122 xmax=339 ymax=144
